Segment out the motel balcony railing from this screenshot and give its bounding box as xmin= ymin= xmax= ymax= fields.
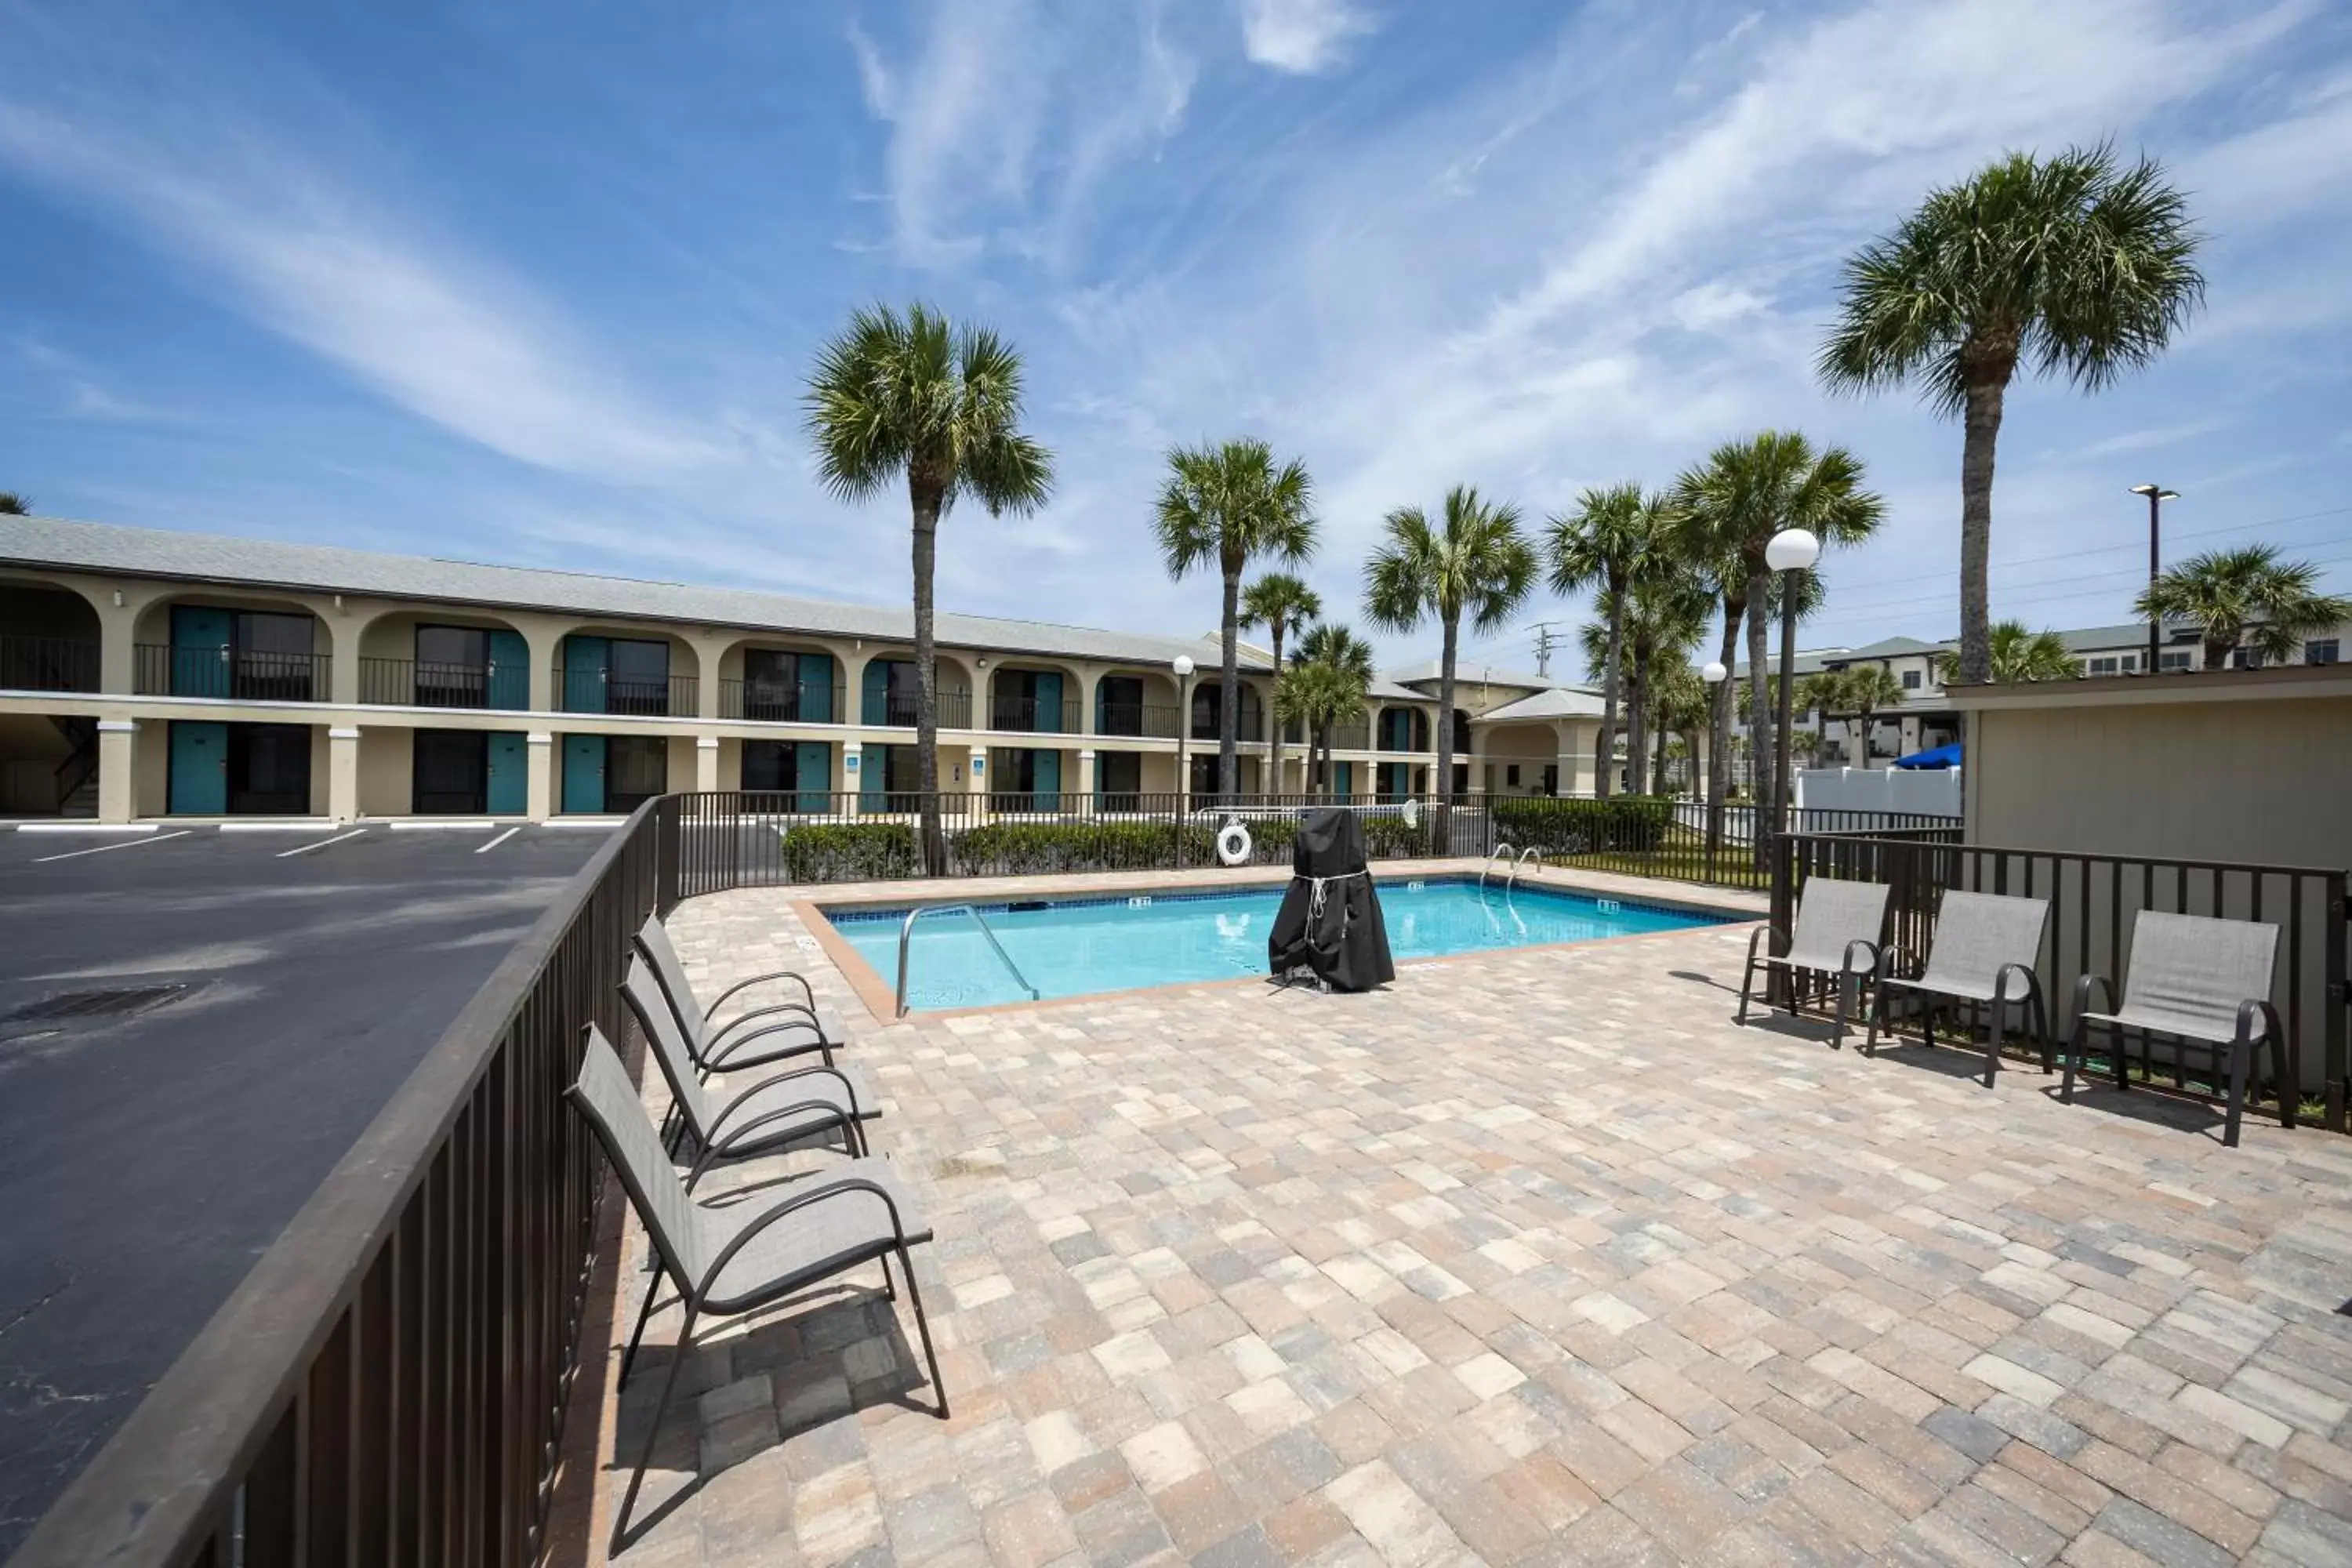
xmin=988 ymin=695 xmax=1083 ymax=735
xmin=858 ymin=688 xmax=975 ymax=731
xmin=0 ymin=633 xmax=101 ymax=693
xmin=1190 ymin=707 xmax=1265 ymax=744
xmin=133 ymin=644 xmax=331 ymax=702
xmin=357 ymin=656 xmax=532 ymax=710
xmin=1094 ymin=702 xmax=1184 ymax=739
xmin=552 ymin=668 xmax=699 ymax=718
xmin=717 ymin=681 xmax=851 ymax=724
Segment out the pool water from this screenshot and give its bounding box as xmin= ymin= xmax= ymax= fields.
xmin=824 ymin=877 xmax=1727 ymax=1011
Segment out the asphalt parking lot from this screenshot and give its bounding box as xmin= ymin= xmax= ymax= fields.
xmin=0 ymin=821 xmax=609 ymax=1552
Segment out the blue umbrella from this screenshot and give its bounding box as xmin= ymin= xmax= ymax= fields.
xmin=1893 ymin=741 xmax=1962 ymax=770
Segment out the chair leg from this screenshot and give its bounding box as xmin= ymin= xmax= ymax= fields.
xmin=1832 ymin=971 xmax=1852 ymax=1049
xmin=2224 ymin=1033 xmax=2252 ymax=1149
xmin=618 ymin=1270 xmax=666 ymax=1390
xmin=2034 ymin=986 xmax=2053 ymax=1074
xmin=1863 ymin=981 xmax=1886 ymax=1058
xmin=2114 ymin=1029 xmax=2131 ymax=1092
xmin=896 ymin=1244 xmax=949 ymax=1420
xmin=613 ymin=1302 xmax=699 ymax=1555
xmin=1984 ymin=1000 xmax=2004 ymax=1090
xmin=2060 ymin=1018 xmax=2085 ymax=1104
xmin=1736 ymin=960 xmax=1755 ymax=1025
xmin=880 ymin=1250 xmax=896 ymax=1302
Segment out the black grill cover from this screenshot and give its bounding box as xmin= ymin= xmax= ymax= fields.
xmin=1267 ymin=809 xmax=1395 ymax=992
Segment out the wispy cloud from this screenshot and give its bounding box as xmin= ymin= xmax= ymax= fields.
xmin=0 ymin=87 xmax=710 ymax=480
xmin=1239 ymin=0 xmax=1374 ymax=74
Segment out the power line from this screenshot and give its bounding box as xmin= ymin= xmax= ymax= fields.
xmin=1817 ymin=505 xmax=2352 ymax=596
xmin=1825 ymin=546 xmax=2352 ymax=622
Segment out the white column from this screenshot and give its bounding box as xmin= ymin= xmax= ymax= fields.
xmin=1077 ymin=747 xmax=1097 ymax=804
xmin=328 ymin=726 xmax=361 ymax=821
xmin=841 ymin=740 xmax=863 ymax=816
xmin=695 ymin=735 xmax=719 ymax=792
xmin=96 ymin=719 xmax=136 ymax=823
xmin=527 ymin=731 xmax=554 ymax=818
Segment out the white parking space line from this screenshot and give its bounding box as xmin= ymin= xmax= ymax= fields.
xmin=474 ymin=826 xmax=521 ymax=855
xmin=390 ymin=819 xmax=498 ymax=831
xmin=15 ymin=822 xmax=159 ymax=835
xmin=277 ymin=829 xmax=370 ymax=859
xmin=219 ymin=821 xmax=339 ymax=833
xmin=34 ymin=829 xmax=195 ymax=863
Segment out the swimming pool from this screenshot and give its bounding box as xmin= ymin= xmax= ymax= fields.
xmin=822 ymin=877 xmax=1730 ymax=1011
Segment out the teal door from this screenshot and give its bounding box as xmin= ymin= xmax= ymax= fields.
xmin=487 ymin=630 xmax=530 ymax=710
xmin=169 ymin=720 xmax=229 ymax=814
xmin=486 ymin=732 xmax=528 ymax=814
xmin=561 ymin=735 xmax=605 ymax=813
xmin=797 ymin=653 xmax=834 ymax=723
xmin=1032 ymin=748 xmax=1061 ymax=808
xmin=862 ymin=660 xmax=891 ymax=726
xmin=170 ymin=606 xmax=232 ymax=698
xmin=1332 ymin=761 xmax=1353 ymax=800
xmin=1033 ymin=672 xmax=1062 ymax=732
xmin=561 ymin=637 xmax=608 ymax=713
xmin=793 ymin=742 xmax=831 ymax=812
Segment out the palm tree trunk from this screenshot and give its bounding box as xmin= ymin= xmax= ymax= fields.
xmin=910 ymin=484 xmax=947 ymax=876
xmin=1651 ymin=718 xmax=1671 ymax=795
xmin=1956 ymin=345 xmax=2012 ymax=686
xmin=1597 ymin=589 xmax=1623 ymax=800
xmin=1269 ymin=626 xmax=1287 ymax=798
xmin=1219 ymin=569 xmax=1240 ymax=800
xmin=1744 ymin=571 xmax=1772 ymax=859
xmin=1435 ymin=617 xmax=1458 ymax=854
xmin=1706 ymin=594 xmax=1740 ymax=864
xmin=1624 ymin=654 xmax=1650 ymax=800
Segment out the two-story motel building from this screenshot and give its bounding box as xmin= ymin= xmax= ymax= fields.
xmin=0 ymin=515 xmax=1602 ymax=825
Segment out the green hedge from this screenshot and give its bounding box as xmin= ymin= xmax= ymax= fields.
xmin=949 ymin=816 xmax=1305 ymax=874
xmin=781 ymin=822 xmax=919 ymax=882
xmin=1361 ymin=813 xmax=1428 ymax=859
xmin=1490 ymin=795 xmax=1674 ymax=855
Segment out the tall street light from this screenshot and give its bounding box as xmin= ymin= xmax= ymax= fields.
xmin=2129 ymin=484 xmax=2179 ymax=676
xmin=1764 ymin=528 xmax=1820 ymax=855
xmin=1173 ymin=655 xmax=1196 ymax=842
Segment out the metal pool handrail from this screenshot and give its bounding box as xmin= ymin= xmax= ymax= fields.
xmin=896 ymin=903 xmax=1040 ymax=1017
xmin=1512 ymin=847 xmax=1542 ymax=888
xmin=1480 ymin=843 xmax=1515 ymax=891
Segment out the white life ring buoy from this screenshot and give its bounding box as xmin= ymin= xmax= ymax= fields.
xmin=1216 ymin=821 xmax=1253 ymax=866
xmin=1401 ymin=799 xmax=1421 ymax=830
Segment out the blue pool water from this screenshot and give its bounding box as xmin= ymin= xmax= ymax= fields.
xmin=825 ymin=877 xmax=1727 ymax=1011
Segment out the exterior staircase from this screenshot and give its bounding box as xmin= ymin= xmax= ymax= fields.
xmin=49 ymin=715 xmax=98 ymax=817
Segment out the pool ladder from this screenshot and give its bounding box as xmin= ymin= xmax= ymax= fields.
xmin=895 ymin=903 xmax=1040 ymax=1018
xmin=1479 ymin=844 xmax=1545 ymax=892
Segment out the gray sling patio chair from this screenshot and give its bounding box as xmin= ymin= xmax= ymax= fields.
xmin=2060 ymin=909 xmax=2288 ymax=1149
xmin=1737 ymin=876 xmax=1889 ymax=1042
xmin=568 ymin=1025 xmax=944 ymax=1553
xmin=1864 ymin=890 xmax=2053 ymax=1087
xmin=633 ymin=913 xmax=849 ymax=1078
xmin=621 ymin=958 xmax=882 ymax=1189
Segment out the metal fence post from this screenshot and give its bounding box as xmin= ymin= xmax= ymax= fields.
xmin=2328 ymin=869 xmax=2347 ymax=1134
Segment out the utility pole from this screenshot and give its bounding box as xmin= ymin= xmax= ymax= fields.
xmin=1533 ymin=625 xmax=1555 ymax=679
xmin=2129 ymin=484 xmax=2179 ymax=674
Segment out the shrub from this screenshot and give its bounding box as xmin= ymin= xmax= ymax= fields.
xmin=951 ymin=815 xmax=1302 ymax=874
xmin=782 ymin=821 xmax=918 ymax=882
xmin=1361 ymin=813 xmax=1427 ymax=859
xmin=1491 ymin=795 xmax=1674 ymax=855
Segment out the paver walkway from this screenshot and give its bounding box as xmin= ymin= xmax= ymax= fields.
xmin=550 ymin=868 xmax=2352 ymax=1566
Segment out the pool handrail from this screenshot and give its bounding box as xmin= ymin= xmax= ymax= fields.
xmin=1479 ymin=843 xmax=1515 ymax=891
xmin=1512 ymin=847 xmax=1543 ymax=888
xmin=896 ymin=902 xmax=1040 ymax=1017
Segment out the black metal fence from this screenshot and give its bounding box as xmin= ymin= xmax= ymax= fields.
xmin=1494 ymin=797 xmax=1963 ymax=891
xmin=134 ymin=644 xmax=329 ymax=702
xmin=12 ymin=801 xmax=669 ymax=1567
xmin=358 ymin=656 xmax=532 ymax=710
xmin=1774 ymin=832 xmax=2350 ymax=1128
xmin=0 ymin=633 xmax=100 ymax=692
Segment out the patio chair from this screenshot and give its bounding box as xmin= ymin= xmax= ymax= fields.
xmin=621 ymin=958 xmax=881 ymax=1190
xmin=2060 ymin=909 xmax=2288 ymax=1149
xmin=633 ymin=913 xmax=849 ymax=1077
xmin=568 ymin=1025 xmax=945 ymax=1552
xmin=1737 ymin=877 xmax=1889 ymax=1042
xmin=1864 ymin=890 xmax=2052 ymax=1087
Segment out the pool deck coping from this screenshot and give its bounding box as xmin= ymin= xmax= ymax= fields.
xmin=791 ymin=858 xmax=1767 ymax=1025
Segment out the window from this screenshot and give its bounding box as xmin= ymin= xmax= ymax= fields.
xmin=2159 ymin=649 xmax=2194 ymax=671
xmin=1505 ymin=764 xmax=1520 ymax=787
xmin=1096 ymin=675 xmax=1146 ymax=735
xmin=1901 ymin=670 xmax=1921 ymax=690
xmin=2087 ymin=655 xmax=2120 ymax=676
xmin=1096 ymin=750 xmax=1142 ymax=811
xmin=606 ymin=639 xmax=672 ymax=714
xmin=741 ymin=649 xmax=835 ymax=722
xmin=2230 ymin=647 xmax=2266 ymax=670
xmin=2307 ymin=639 xmax=2339 ymax=666
xmin=604 ymin=735 xmax=668 ymax=809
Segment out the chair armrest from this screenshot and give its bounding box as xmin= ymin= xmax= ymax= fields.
xmin=2234 ymin=998 xmax=2278 ymax=1047
xmin=696 ymin=1174 xmax=914 ymax=1294
xmin=706 ymin=1065 xmax=859 ymax=1139
xmin=1744 ymin=925 xmax=1770 ymax=967
xmin=1994 ymin=961 xmax=2040 ymax=1005
xmin=709 ymin=999 xmax=823 ymax=1047
xmin=704 ymin=1018 xmax=835 ymax=1071
xmin=1841 ymin=938 xmax=1880 ymax=978
xmin=1880 ymin=944 xmax=1919 ymax=982
xmin=707 ymin=970 xmax=816 ymax=1022
xmin=2072 ymin=972 xmax=2115 ymax=1018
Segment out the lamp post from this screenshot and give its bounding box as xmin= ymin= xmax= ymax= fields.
xmin=1701 ymin=659 xmax=1727 ymax=876
xmin=2129 ymin=484 xmax=2179 ymax=675
xmin=1763 ymin=528 xmax=1820 ymax=854
xmin=1173 ymin=655 xmax=1195 ymax=865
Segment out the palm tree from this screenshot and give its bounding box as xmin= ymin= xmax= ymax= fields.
xmin=1580 ymin=566 xmax=1709 ymax=796
xmin=1817 ymin=664 xmax=1905 ymax=762
xmin=1365 ymin=486 xmax=1536 ymax=848
xmin=1290 ymin=622 xmax=1375 ymax=794
xmin=1546 ymin=483 xmax=1657 ymax=799
xmin=0 ymin=492 xmax=29 ymax=515
xmin=1153 ymin=439 xmax=1317 ymax=798
xmin=1649 ymin=660 xmax=1712 ymax=795
xmin=1240 ymin=572 xmax=1323 ymax=796
xmin=1672 ymin=432 xmax=1882 ymax=836
xmin=805 ymin=303 xmax=1053 ymax=873
xmin=2134 ymin=546 xmax=2352 ymax=670
xmin=1936 ymin=620 xmax=2079 ymax=684
xmin=1819 ymin=143 xmax=2203 ymax=685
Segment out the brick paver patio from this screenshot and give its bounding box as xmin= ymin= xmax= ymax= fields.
xmin=549 ymin=865 xmax=2352 ymax=1566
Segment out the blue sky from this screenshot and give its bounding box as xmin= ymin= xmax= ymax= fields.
xmin=3 ymin=0 xmax=2349 ymax=671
